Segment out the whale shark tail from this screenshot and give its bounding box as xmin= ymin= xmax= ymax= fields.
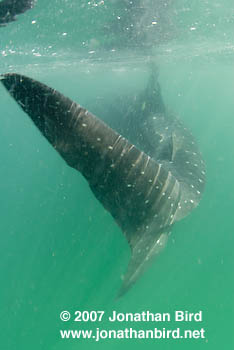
xmin=1 ymin=73 xmax=181 ymax=295
xmin=118 ymin=228 xmax=170 ymax=297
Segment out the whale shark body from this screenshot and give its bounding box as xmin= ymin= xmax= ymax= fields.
xmin=0 ymin=72 xmax=205 ymax=295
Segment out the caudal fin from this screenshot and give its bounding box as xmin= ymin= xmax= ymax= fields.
xmin=1 ymin=73 xmax=181 ymax=295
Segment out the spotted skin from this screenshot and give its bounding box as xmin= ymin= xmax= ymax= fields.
xmin=102 ymin=72 xmax=206 ymax=222
xmin=136 ymin=112 xmax=206 ymax=221
xmin=0 ymin=72 xmax=205 ymax=295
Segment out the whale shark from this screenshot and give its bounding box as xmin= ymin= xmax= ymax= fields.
xmin=0 ymin=72 xmax=205 ymax=295
xmin=0 ymin=0 xmax=35 ymax=27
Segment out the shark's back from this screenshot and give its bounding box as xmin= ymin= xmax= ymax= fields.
xmin=98 ymin=70 xmax=206 ymax=221
xmin=0 ymin=71 xmax=205 ymax=296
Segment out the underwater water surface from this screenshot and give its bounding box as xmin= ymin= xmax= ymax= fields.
xmin=0 ymin=0 xmax=234 ymax=349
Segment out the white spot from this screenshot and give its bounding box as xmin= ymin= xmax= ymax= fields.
xmin=194 ymin=163 xmax=198 ymax=167
xmin=171 ymin=203 xmax=174 ymax=207
xmin=97 ymin=137 xmax=101 ymax=141
xmin=199 ymin=178 xmax=203 ymax=183
xmin=108 ymin=146 xmax=113 ymax=150
xmin=82 ymin=123 xmax=87 ymax=127
xmin=148 ymin=179 xmax=153 ymax=183
xmin=197 ymin=190 xmax=201 ymax=194
xmin=145 ymin=200 xmax=149 ymax=204
xmin=127 ymin=184 xmax=132 ymax=187
xmin=141 ymin=171 xmax=145 ymax=175
xmin=190 ymin=199 xmax=194 ymax=204
xmin=191 ymin=184 xmax=194 ymax=188
xmin=201 ymin=170 xmax=206 ymax=175
xmin=162 ymin=192 xmax=165 ymax=196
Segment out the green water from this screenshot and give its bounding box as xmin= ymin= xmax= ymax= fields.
xmin=0 ymin=0 xmax=234 ymax=349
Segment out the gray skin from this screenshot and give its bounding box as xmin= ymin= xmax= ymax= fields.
xmin=0 ymin=0 xmax=35 ymax=27
xmin=0 ymin=73 xmax=205 ymax=296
